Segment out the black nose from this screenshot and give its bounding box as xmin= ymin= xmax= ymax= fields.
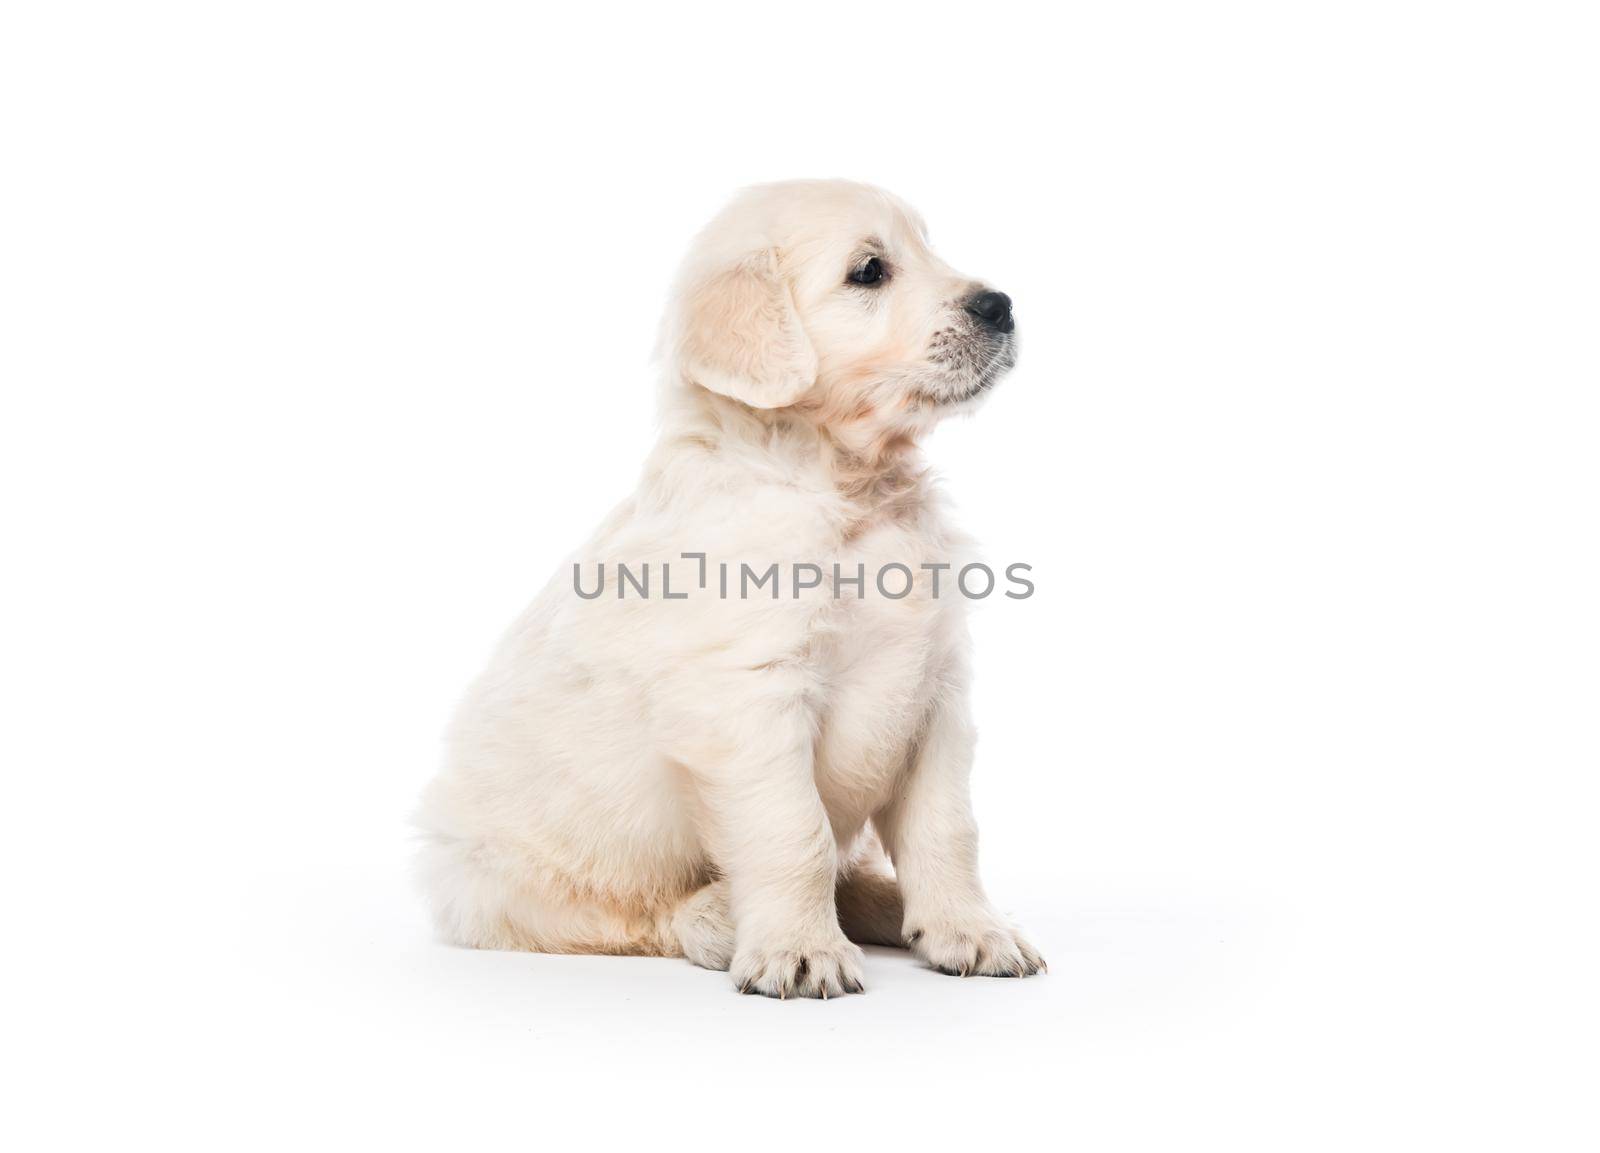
xmin=965 ymin=290 xmax=1014 ymax=334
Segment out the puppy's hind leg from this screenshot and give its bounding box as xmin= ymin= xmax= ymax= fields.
xmin=666 ymin=871 xmax=905 ymax=967
xmin=418 ymin=832 xmax=677 ymax=956
xmin=667 ymin=879 xmax=736 ymax=971
xmin=836 ymin=863 xmax=908 ymax=948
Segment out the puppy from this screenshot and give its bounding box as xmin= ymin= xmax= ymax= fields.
xmin=416 ymin=180 xmax=1042 ymax=997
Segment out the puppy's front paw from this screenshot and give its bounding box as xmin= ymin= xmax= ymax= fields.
xmin=730 ymin=932 xmax=866 ymax=999
xmin=908 ymin=911 xmax=1045 ymax=978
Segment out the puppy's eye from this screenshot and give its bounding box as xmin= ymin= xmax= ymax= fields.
xmin=847 ymin=257 xmax=886 ymax=286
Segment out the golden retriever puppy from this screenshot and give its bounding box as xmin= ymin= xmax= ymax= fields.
xmin=416 ymin=180 xmax=1042 ymax=997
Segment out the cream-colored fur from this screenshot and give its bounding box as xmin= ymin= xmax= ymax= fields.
xmin=415 ymin=180 xmax=1042 ymax=997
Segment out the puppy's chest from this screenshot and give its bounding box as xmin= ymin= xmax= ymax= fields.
xmin=807 ymin=520 xmax=966 ymax=806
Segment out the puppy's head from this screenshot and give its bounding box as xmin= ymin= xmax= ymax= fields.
xmin=665 ymin=181 xmax=1016 ymax=445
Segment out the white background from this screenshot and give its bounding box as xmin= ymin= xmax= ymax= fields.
xmin=4 ymin=2 xmax=1596 ymax=1148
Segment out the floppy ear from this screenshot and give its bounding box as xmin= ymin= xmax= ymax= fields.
xmin=676 ymin=249 xmax=817 ymax=409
